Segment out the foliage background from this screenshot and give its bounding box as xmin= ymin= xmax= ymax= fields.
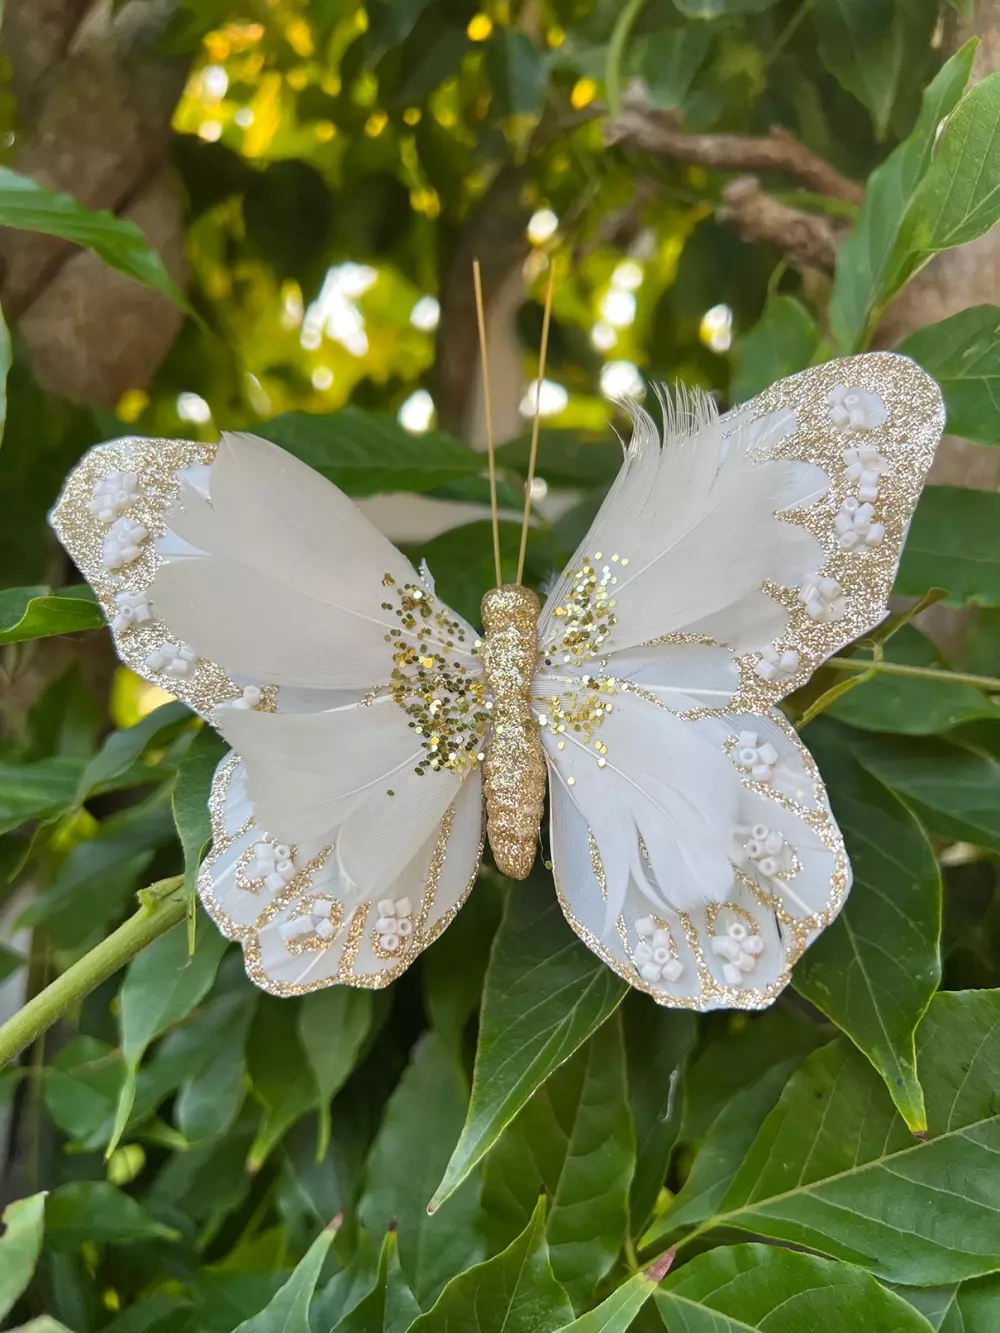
xmin=4 ymin=0 xmax=1000 ymax=1329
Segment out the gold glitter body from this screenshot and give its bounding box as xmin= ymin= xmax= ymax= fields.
xmin=481 ymin=585 xmax=546 ymax=879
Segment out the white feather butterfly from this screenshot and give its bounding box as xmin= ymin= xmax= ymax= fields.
xmin=50 ymin=351 xmax=942 ymax=1011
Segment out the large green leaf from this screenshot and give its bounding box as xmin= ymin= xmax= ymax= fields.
xmin=896 ymin=1275 xmax=1000 ymax=1331
xmin=330 ymin=1230 xmax=421 ymax=1333
xmin=0 ymin=167 xmax=185 ymax=306
xmin=897 ymin=487 xmax=1000 ymax=607
xmin=900 ymin=306 xmax=1000 ymax=446
xmin=297 ymin=988 xmax=373 ymax=1161
xmin=672 ymin=0 xmax=784 ymax=15
xmin=423 ymin=876 xmax=504 ymax=1057
xmin=247 ymin=996 xmax=322 ymax=1171
xmin=174 ymin=985 xmax=257 ymax=1143
xmin=554 ymin=1263 xmax=671 ymax=1332
xmin=485 ymin=30 xmax=547 ymax=118
xmin=482 ymin=1013 xmax=634 ymax=1307
xmin=78 ymin=701 xmax=193 ymax=799
xmin=0 ymin=1193 xmax=46 ymax=1322
xmin=794 ymin=728 xmax=941 ymax=1130
xmin=731 ymin=295 xmax=820 ymax=404
xmin=408 ymin=1196 xmax=575 ymax=1333
xmin=107 ymin=919 xmax=228 ymax=1154
xmin=258 ymin=407 xmax=482 ymax=496
xmin=359 ymin=1033 xmax=484 ymax=1308
xmin=171 ymin=726 xmax=228 ymax=902
xmin=45 ymin=1182 xmax=178 ymax=1247
xmin=829 ymin=42 xmax=976 ymax=350
xmin=624 ymin=1002 xmax=697 ymax=1237
xmin=0 ymin=756 xmax=84 ymax=835
xmin=661 ymin=991 xmax=1000 ymax=1285
xmin=231 ymin=1225 xmax=336 ymax=1333
xmin=430 ymin=881 xmax=627 ymax=1210
xmin=654 ymin=1245 xmax=935 ymax=1331
xmin=852 ymin=725 xmax=1000 ymax=853
xmin=826 ymin=626 xmax=1000 ymax=734
xmin=0 ymin=585 xmax=103 ymax=645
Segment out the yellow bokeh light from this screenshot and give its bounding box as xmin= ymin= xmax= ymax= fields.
xmin=116 ymin=388 xmax=148 ymax=422
xmin=314 ymin=119 xmax=336 ymax=141
xmin=403 ymin=106 xmax=422 ymax=125
xmin=285 ymin=18 xmax=314 ymax=57
xmin=365 ymin=110 xmax=389 ymax=137
xmin=286 ymin=68 xmax=308 ymax=91
xmin=467 ymin=14 xmax=493 ymax=41
xmin=570 ymin=78 xmax=597 ymax=109
xmin=547 ymin=25 xmax=566 ymax=48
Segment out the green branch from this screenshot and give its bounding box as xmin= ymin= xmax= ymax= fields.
xmin=825 ymin=655 xmax=1000 ymax=693
xmin=0 ymin=876 xmax=185 ymax=1069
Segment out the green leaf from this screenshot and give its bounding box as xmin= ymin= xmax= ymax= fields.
xmin=898 ymin=487 xmax=1000 ymax=607
xmin=0 ymin=167 xmax=186 ymax=306
xmin=7 ymin=1319 xmax=77 ymax=1333
xmin=673 ymin=0 xmax=784 ymax=15
xmin=667 ymin=991 xmax=1000 ymax=1284
xmin=494 ymin=430 xmax=619 ymax=492
xmin=359 ymin=1033 xmax=484 ymax=1308
xmin=813 ymin=0 xmax=939 ymax=138
xmin=636 ymin=25 xmax=713 ymax=112
xmin=0 ymin=943 xmax=25 ymax=984
xmin=45 ymin=1181 xmax=178 ymax=1247
xmin=0 ymin=299 xmax=9 ymax=446
xmin=829 ymin=42 xmax=976 ymax=350
xmin=330 ymin=1230 xmax=421 ymax=1333
xmin=824 ymin=626 xmax=1000 ymax=733
xmin=430 ymin=881 xmax=627 ymax=1211
xmin=482 ymin=1012 xmax=635 ymax=1306
xmin=554 ymin=1264 xmax=668 ymax=1332
xmin=0 ymin=585 xmax=103 ymax=644
xmin=248 ymin=997 xmax=321 ymax=1171
xmin=108 ymin=919 xmax=228 ymax=1154
xmin=297 ymin=988 xmax=373 ymax=1161
xmin=485 ymin=30 xmax=547 ymax=119
xmin=408 ymin=1196 xmax=575 ymax=1333
xmin=0 ymin=756 xmax=84 ymax=835
xmin=42 ymin=1036 xmax=124 ymax=1148
xmin=625 ymin=1002 xmax=697 ymax=1236
xmin=899 ymin=306 xmax=1000 ymax=446
xmin=0 ymin=1192 xmax=47 ymax=1322
xmin=232 ymin=1224 xmax=336 ymax=1333
xmin=731 ymin=295 xmax=820 ymax=404
xmin=661 ymin=1055 xmax=806 ymax=1236
xmin=172 ymin=724 xmax=228 ymax=901
xmin=851 ymin=725 xmax=1000 ymax=853
xmin=654 ymin=1244 xmax=935 ymax=1330
xmin=939 ymin=1275 xmax=1000 ymax=1331
xmin=174 ymin=987 xmax=257 ymax=1143
xmin=258 ymin=407 xmax=482 ymax=497
xmin=793 ymin=727 xmax=941 ymax=1129
xmin=902 ymin=72 xmax=1000 ymax=259
xmin=79 ymin=701 xmax=193 ymax=800
xmin=424 ymin=876 xmax=503 ymax=1056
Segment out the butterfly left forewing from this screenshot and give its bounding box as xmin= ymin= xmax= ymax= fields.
xmin=50 ymin=431 xmax=486 ymax=993
xmin=538 ymin=352 xmax=943 ymax=1010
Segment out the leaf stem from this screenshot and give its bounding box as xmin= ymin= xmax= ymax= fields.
xmin=824 ymin=655 xmax=1000 ymax=693
xmin=606 ymin=0 xmax=648 ymax=120
xmin=0 ymin=876 xmax=185 ymax=1069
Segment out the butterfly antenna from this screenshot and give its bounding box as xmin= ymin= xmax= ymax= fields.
xmin=516 ymin=262 xmax=556 ymax=585
xmin=473 ymin=259 xmax=503 ymax=589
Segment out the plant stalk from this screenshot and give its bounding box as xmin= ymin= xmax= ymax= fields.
xmin=824 ymin=655 xmax=1000 ymax=693
xmin=0 ymin=875 xmax=185 ymax=1069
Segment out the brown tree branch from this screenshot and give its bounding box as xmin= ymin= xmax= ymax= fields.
xmin=718 ymin=177 xmax=847 ymax=274
xmin=606 ymin=86 xmax=864 ymax=206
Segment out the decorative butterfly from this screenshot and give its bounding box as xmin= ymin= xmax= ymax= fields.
xmin=50 ymin=349 xmax=942 ymax=1012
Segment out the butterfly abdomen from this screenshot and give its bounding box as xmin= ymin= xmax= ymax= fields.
xmin=480 ymin=585 xmax=546 ymax=880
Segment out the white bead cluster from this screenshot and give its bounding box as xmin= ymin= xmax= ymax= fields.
xmin=827 ymin=384 xmax=887 ymax=435
xmin=843 ymin=444 xmax=887 ymax=503
xmin=375 ymin=897 xmax=414 ymax=953
xmin=145 ymin=641 xmax=198 ymax=677
xmin=103 ymin=516 xmax=148 ymax=570
xmin=740 ymin=824 xmax=793 ymax=884
xmin=710 ymin=921 xmax=765 ymax=985
xmin=112 ymin=589 xmax=152 ymax=632
xmin=835 ymin=498 xmax=884 ymax=551
xmin=248 ymin=841 xmax=297 ymax=892
xmin=755 ymin=645 xmax=800 ymax=683
xmin=229 ymin=686 xmax=263 ymax=710
xmin=735 ymin=731 xmax=779 ymax=784
xmin=281 ymin=899 xmax=338 ymax=946
xmin=633 ymin=916 xmax=684 ymax=984
xmin=798 ymin=574 xmax=846 ymax=622
xmin=89 ymin=470 xmax=142 ymax=523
